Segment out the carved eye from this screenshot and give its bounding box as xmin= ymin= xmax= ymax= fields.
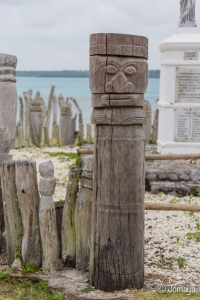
xmin=106 ymin=65 xmax=118 ymax=75
xmin=124 ymin=66 xmax=136 ymax=76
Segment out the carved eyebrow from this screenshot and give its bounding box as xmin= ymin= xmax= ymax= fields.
xmin=106 ymin=61 xmax=121 ymax=69
xmin=121 ymin=62 xmax=137 ymax=69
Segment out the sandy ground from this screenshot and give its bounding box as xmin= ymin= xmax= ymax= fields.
xmin=10 ymin=146 xmax=79 ymax=202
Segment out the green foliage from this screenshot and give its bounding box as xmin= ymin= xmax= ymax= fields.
xmin=0 ymin=278 xmax=65 ymax=299
xmin=0 ymin=273 xmax=9 ymax=280
xmin=22 ymin=264 xmax=40 ymax=274
xmin=11 ymin=267 xmax=19 ymax=274
xmin=197 ymin=186 xmax=200 ymax=197
xmin=45 ymin=152 xmax=78 ymax=160
xmin=170 ymin=197 xmax=180 ymax=204
xmin=176 ymin=257 xmax=186 ymax=269
xmin=54 ymin=199 xmax=65 ymax=206
xmin=166 ymin=256 xmax=186 ymax=269
xmin=15 ymin=245 xmax=21 ymax=259
xmin=158 ymin=191 xmax=164 ymax=196
xmin=81 ymin=286 xmax=95 ymax=293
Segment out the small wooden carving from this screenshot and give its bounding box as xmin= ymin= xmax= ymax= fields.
xmin=15 ymin=160 xmax=42 ymax=267
xmin=23 ymin=90 xmax=32 ymax=147
xmin=75 ymin=155 xmax=93 ymax=272
xmin=62 ymin=166 xmax=82 ymax=267
xmin=39 ymin=161 xmax=59 ymax=271
xmin=59 ymin=95 xmax=73 ymax=145
xmin=89 ymin=33 xmax=148 ymax=292
xmin=30 ymin=92 xmax=44 ymax=147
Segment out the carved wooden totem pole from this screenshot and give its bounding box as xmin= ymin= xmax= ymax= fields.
xmin=30 ymin=92 xmax=44 ymax=147
xmin=0 ymin=54 xmax=18 ymax=257
xmin=89 ymin=34 xmax=148 ymax=291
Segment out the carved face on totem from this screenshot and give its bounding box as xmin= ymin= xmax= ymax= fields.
xmin=90 ymin=56 xmax=148 ymax=94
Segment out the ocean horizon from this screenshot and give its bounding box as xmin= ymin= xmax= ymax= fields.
xmin=16 ymin=77 xmax=160 ymax=130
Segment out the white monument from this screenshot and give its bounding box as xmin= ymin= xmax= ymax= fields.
xmin=157 ymin=0 xmax=200 ymax=154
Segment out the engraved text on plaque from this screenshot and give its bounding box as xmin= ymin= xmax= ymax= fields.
xmin=176 ymin=67 xmax=200 ymax=103
xmin=174 ymin=108 xmax=200 ymax=143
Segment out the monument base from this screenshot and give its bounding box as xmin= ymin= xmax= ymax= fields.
xmin=157 ymin=141 xmax=200 ymax=154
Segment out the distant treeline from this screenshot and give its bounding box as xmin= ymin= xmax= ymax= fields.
xmin=16 ymin=69 xmax=160 ymax=78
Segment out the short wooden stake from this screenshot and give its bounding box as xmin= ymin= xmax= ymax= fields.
xmin=75 ymin=155 xmax=93 ymax=271
xmin=15 ymin=160 xmax=42 ymax=267
xmin=62 ymin=166 xmax=82 ymax=267
xmin=39 ymin=161 xmax=59 ymax=271
xmin=1 ymin=161 xmax=23 ymax=266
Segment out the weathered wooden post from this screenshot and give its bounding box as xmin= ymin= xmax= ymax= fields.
xmin=144 ymin=100 xmax=151 ymax=144
xmin=0 ymin=54 xmax=18 ymax=257
xmin=19 ymin=97 xmax=24 ymax=141
xmin=52 ymin=96 xmax=59 ymax=145
xmin=75 ymin=155 xmax=93 ymax=271
xmin=23 ymin=89 xmax=32 ymax=147
xmin=44 ymin=86 xmax=55 ymax=147
xmin=150 ymin=109 xmax=159 ymax=144
xmin=1 ymin=161 xmax=23 ymax=266
xmin=87 ymin=124 xmax=92 ymax=143
xmin=39 ymin=161 xmax=59 ymax=271
xmin=30 ymin=92 xmax=43 ymax=147
xmin=62 ymin=166 xmax=82 ymax=267
xmin=15 ymin=160 xmax=42 ymax=267
xmin=59 ymin=95 xmax=73 ymax=146
xmin=89 ymin=33 xmax=148 ymax=291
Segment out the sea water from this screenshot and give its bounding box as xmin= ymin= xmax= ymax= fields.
xmin=16 ymin=77 xmax=160 ymax=130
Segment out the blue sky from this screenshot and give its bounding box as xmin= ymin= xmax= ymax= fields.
xmin=1 ymin=0 xmax=199 ymax=70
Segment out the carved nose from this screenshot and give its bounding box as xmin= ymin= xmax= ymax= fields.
xmin=112 ymin=72 xmax=127 ymax=92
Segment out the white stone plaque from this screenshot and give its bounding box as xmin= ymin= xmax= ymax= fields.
xmin=184 ymin=52 xmax=198 ymax=61
xmin=174 ymin=108 xmax=200 ymax=142
xmin=176 ymin=67 xmax=200 ymax=103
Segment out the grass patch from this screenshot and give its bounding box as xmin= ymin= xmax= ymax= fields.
xmin=45 ymin=152 xmax=78 ymax=160
xmin=22 ymin=264 xmax=40 ymax=274
xmin=81 ymin=286 xmax=95 ymax=293
xmin=0 ymin=277 xmax=65 ymax=300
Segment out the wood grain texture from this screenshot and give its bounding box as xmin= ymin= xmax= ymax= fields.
xmin=44 ymin=86 xmax=55 ymax=146
xmin=144 ymin=100 xmax=151 ymax=144
xmin=62 ymin=166 xmax=82 ymax=267
xmin=30 ymin=94 xmax=43 ymax=147
xmin=1 ymin=161 xmax=23 ymax=266
xmin=87 ymin=124 xmax=92 ymax=143
xmin=90 ymin=33 xmax=148 ymax=59
xmin=90 ymin=56 xmax=148 ymax=94
xmin=39 ymin=161 xmax=59 ymax=272
xmin=145 ymin=203 xmax=200 ymax=212
xmin=15 ymin=160 xmax=42 ymax=267
xmin=59 ymin=95 xmax=73 ymax=145
xmin=90 ymin=125 xmax=145 ymax=291
xmin=150 ymin=109 xmax=159 ymax=144
xmin=92 ymin=94 xmax=144 ymax=108
xmin=91 ymin=107 xmax=145 ymax=125
xmin=75 ymin=155 xmax=93 ymax=272
xmin=23 ymin=90 xmax=32 ymax=147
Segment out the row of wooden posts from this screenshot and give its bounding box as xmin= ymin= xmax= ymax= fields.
xmin=15 ymin=87 xmax=94 ymax=148
xmin=0 ymin=33 xmax=184 ymax=293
